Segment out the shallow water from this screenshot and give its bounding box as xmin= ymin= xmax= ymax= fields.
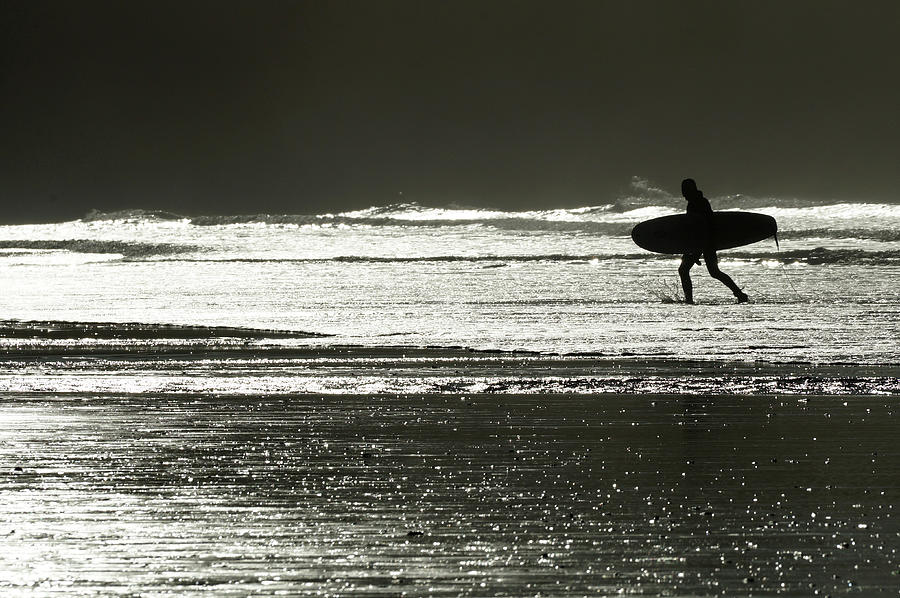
xmin=2 ymin=392 xmax=898 ymax=596
xmin=0 ymin=196 xmax=898 ymax=594
xmin=0 ymin=337 xmax=897 ymax=396
xmin=0 ymin=199 xmax=898 ymax=363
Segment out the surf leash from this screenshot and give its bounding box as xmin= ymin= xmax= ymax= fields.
xmin=774 ymin=232 xmax=806 ymax=301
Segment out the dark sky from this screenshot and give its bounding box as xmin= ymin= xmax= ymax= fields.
xmin=2 ymin=0 xmax=899 ymax=222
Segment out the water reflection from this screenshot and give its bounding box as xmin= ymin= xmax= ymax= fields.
xmin=1 ymin=394 xmax=897 ymax=595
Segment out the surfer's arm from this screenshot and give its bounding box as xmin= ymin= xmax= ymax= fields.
xmin=700 ymin=207 xmax=716 ymax=252
xmin=700 ymin=202 xmax=716 ymax=251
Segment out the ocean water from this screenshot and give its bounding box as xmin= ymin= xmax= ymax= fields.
xmin=2 ymin=188 xmax=900 ymax=596
xmin=1 ymin=187 xmax=898 ymax=395
xmin=0 ymin=189 xmax=898 ymax=366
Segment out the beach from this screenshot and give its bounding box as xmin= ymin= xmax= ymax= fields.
xmin=5 ymin=2 xmax=900 ymax=593
xmin=0 ymin=198 xmax=898 ymax=595
xmin=2 ymin=381 xmax=898 ymax=595
xmin=1 ymin=321 xmax=898 ymax=595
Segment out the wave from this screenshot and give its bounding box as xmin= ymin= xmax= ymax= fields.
xmin=0 ymin=239 xmax=196 ymax=258
xmin=187 ymin=202 xmax=898 ymax=224
xmin=776 ymin=228 xmax=900 ymax=242
xmin=163 ymin=247 xmax=900 ymax=266
xmin=758 ymin=203 xmax=900 ymax=221
xmin=82 ymin=208 xmax=186 ymax=222
xmin=75 ymin=190 xmax=900 ymax=235
xmin=175 ymin=204 xmax=900 ymax=233
xmin=186 ymin=205 xmax=670 ymax=227
xmin=189 ymin=213 xmax=327 ymax=226
xmin=74 ymin=174 xmax=898 ymax=230
xmin=164 ymin=208 xmax=682 ymax=235
xmin=765 ymin=247 xmax=900 ymax=265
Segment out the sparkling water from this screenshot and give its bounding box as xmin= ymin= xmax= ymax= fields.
xmin=1 ymin=195 xmax=897 ymax=364
xmin=2 ymin=191 xmax=899 ymax=596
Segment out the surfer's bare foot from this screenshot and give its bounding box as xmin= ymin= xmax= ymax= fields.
xmin=736 ymin=291 xmax=749 ymax=304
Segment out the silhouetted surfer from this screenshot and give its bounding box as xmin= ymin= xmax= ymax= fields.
xmin=678 ymin=178 xmax=748 ymax=304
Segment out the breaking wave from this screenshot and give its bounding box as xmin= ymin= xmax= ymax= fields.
xmin=75 ymin=172 xmax=898 ymax=238
xmin=93 ymin=202 xmax=896 ymax=239
xmin=82 ymin=208 xmax=186 ymax=222
xmin=163 ymin=247 xmax=899 ymax=266
xmin=184 ymin=204 xmax=679 ymax=230
xmin=66 ymin=171 xmax=899 ymax=231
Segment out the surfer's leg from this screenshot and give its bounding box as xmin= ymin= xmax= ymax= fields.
xmin=704 ymin=251 xmax=748 ymax=302
xmin=678 ymin=254 xmax=696 ymax=304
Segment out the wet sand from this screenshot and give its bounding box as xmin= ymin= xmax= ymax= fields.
xmin=1 ymin=321 xmax=897 ymax=395
xmin=2 ymin=392 xmax=898 ymax=596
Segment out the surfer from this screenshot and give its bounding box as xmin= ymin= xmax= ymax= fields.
xmin=678 ymin=178 xmax=749 ymax=304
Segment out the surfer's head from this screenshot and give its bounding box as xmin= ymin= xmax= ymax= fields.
xmin=681 ymin=178 xmax=699 ymax=199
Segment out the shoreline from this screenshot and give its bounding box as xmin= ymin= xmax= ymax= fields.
xmin=2 ymin=320 xmax=898 ymax=594
xmin=0 ymin=319 xmax=897 ymax=396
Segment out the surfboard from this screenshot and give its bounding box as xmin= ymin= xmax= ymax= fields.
xmin=631 ymin=211 xmax=777 ymax=254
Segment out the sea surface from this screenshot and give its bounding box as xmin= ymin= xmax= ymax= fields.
xmin=1 ymin=183 xmax=899 ymax=595
xmin=0 ymin=182 xmax=898 ymax=392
